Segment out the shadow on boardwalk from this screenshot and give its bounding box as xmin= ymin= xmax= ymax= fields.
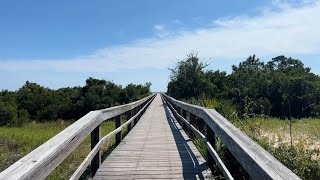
xmin=162 ymin=98 xmax=210 ymax=179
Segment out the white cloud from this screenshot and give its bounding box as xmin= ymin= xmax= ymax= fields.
xmin=1 ymin=1 xmax=320 ymax=72
xmin=153 ymin=24 xmax=165 ymax=31
xmin=153 ymin=24 xmax=170 ymax=38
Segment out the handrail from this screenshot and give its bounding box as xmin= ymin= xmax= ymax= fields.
xmin=0 ymin=94 xmax=156 ymax=180
xmin=162 ymin=96 xmax=234 ymax=180
xmin=161 ymin=93 xmax=301 ymax=180
xmin=70 ymin=94 xmax=156 ymax=179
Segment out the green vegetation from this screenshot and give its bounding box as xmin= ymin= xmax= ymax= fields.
xmin=0 ymin=77 xmax=151 ymax=178
xmin=0 ymin=120 xmax=119 ymax=179
xmin=235 ymin=118 xmax=320 ymax=179
xmin=168 ymin=53 xmax=320 ymax=179
xmin=168 ymin=53 xmax=320 ymax=119
xmin=0 ymin=121 xmax=69 ymax=172
xmin=0 ymin=77 xmax=151 ymax=126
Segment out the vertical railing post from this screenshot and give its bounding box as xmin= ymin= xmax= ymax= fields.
xmin=188 ymin=113 xmax=196 ymax=137
xmin=189 ymin=113 xmax=195 ymax=126
xmin=170 ymin=102 xmax=175 ymax=118
xmin=91 ymin=125 xmax=101 ymax=177
xmin=134 ymin=107 xmax=137 ymax=125
xmin=128 ymin=109 xmax=133 ymax=131
xmin=173 ymin=104 xmax=178 ymax=119
xmin=138 ymin=105 xmax=142 ymax=120
xmin=182 ymin=109 xmax=187 ymax=130
xmin=141 ymin=103 xmax=145 ymax=113
xmin=115 ymin=115 xmax=122 ymax=145
xmin=176 ymin=106 xmax=181 ymax=124
xmin=143 ymin=102 xmax=147 ymax=112
xmin=206 ymin=124 xmax=216 ymax=169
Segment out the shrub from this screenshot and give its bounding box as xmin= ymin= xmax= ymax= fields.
xmin=0 ymin=101 xmax=29 ymax=127
xmin=258 ymin=137 xmax=320 ymax=179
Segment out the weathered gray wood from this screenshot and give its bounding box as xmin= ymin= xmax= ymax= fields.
xmin=70 ymin=95 xmax=156 ymax=179
xmin=182 ymin=109 xmax=187 ymax=130
xmin=0 ymin=94 xmax=155 ymax=180
xmin=189 ymin=113 xmax=195 ymax=125
xmin=134 ymin=107 xmax=138 ymax=125
xmin=70 ymin=127 xmax=122 ymax=180
xmin=165 ymin=98 xmax=206 ymax=141
xmin=0 ymin=111 xmax=101 ymax=180
xmin=127 ymin=110 xmax=132 ymax=132
xmin=206 ymin=124 xmax=215 ymax=169
xmin=205 ymin=142 xmax=234 ymax=180
xmin=91 ymin=125 xmax=101 ymax=177
xmin=176 ymin=106 xmax=181 ymax=125
xmin=164 ymin=97 xmax=233 ymax=180
xmin=99 ymin=94 xmax=155 ymax=124
xmin=162 ymin=93 xmax=301 ymax=180
xmin=115 ymin=115 xmax=122 ymax=145
xmin=93 ymin=94 xmax=212 ymax=180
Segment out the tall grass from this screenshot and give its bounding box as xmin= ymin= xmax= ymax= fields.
xmin=0 ymin=119 xmax=116 ymax=179
xmin=234 ymin=117 xmax=320 ymax=180
xmin=185 ymin=97 xmax=320 ymax=180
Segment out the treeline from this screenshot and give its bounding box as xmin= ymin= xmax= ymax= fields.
xmin=167 ymin=53 xmax=320 ymax=119
xmin=0 ymin=77 xmax=152 ymax=126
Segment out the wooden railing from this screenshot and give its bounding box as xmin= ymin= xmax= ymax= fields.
xmin=161 ymin=93 xmax=301 ymax=180
xmin=0 ymin=94 xmax=156 ymax=180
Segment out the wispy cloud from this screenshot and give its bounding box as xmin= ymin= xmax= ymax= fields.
xmin=1 ymin=0 xmax=320 ymax=72
xmin=153 ymin=24 xmax=170 ymax=38
xmin=153 ymin=24 xmax=165 ymax=31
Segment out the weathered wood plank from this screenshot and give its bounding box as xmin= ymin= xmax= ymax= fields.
xmin=70 ymin=95 xmax=156 ymax=179
xmin=206 ymin=124 xmax=215 ymax=168
xmin=0 ymin=94 xmax=155 ymax=180
xmin=91 ymin=125 xmax=101 ymax=177
xmin=162 ymin=93 xmax=301 ymax=180
xmin=94 ymin=174 xmax=213 ymax=180
xmin=93 ymin=94 xmax=212 ymax=180
xmin=115 ymin=115 xmax=122 ymax=145
xmin=164 ymin=97 xmax=233 ymax=180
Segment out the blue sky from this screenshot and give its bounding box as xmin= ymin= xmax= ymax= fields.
xmin=1 ymin=0 xmax=320 ymax=92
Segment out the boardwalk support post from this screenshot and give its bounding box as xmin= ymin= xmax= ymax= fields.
xmin=134 ymin=107 xmax=137 ymax=125
xmin=91 ymin=125 xmax=101 ymax=177
xmin=188 ymin=113 xmax=196 ymax=138
xmin=206 ymin=124 xmax=216 ymax=169
xmin=189 ymin=113 xmax=195 ymax=126
xmin=139 ymin=105 xmax=142 ymax=119
xmin=182 ymin=109 xmax=187 ymax=130
xmin=176 ymin=106 xmax=181 ymax=125
xmin=115 ymin=115 xmax=122 ymax=145
xmin=128 ymin=109 xmax=133 ymax=131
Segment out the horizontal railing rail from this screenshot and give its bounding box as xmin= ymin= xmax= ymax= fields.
xmin=162 ymin=95 xmax=233 ymax=180
xmin=70 ymin=94 xmax=156 ymax=180
xmin=0 ymin=94 xmax=156 ymax=180
xmin=161 ymin=93 xmax=301 ymax=180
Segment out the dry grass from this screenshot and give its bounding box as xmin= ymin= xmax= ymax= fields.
xmin=234 ymin=117 xmax=320 ymax=152
xmin=233 ymin=117 xmax=320 ymax=179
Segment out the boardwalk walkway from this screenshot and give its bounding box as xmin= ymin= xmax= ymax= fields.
xmin=94 ymin=94 xmax=212 ymax=179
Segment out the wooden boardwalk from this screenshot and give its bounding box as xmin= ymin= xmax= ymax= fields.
xmin=0 ymin=93 xmax=301 ymax=180
xmin=94 ymin=94 xmax=212 ymax=179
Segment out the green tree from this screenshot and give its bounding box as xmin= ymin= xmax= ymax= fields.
xmin=167 ymin=53 xmax=320 ymax=119
xmin=0 ymin=90 xmax=29 ymax=126
xmin=79 ymin=78 xmax=122 ymax=113
xmin=167 ymin=53 xmax=214 ymax=99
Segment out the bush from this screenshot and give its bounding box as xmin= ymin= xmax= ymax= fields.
xmin=0 ymin=101 xmax=29 ymax=127
xmin=0 ymin=103 xmax=16 ymax=126
xmin=0 ymin=78 xmax=152 ymax=126
xmin=258 ymin=138 xmax=320 ymax=179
